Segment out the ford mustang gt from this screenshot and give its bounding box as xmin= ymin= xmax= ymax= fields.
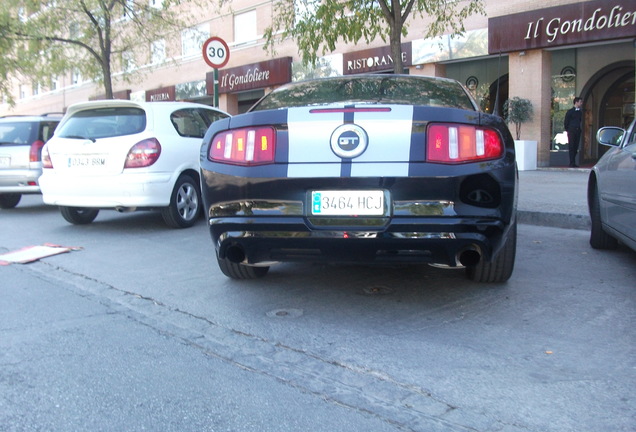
xmin=200 ymin=75 xmax=517 ymax=282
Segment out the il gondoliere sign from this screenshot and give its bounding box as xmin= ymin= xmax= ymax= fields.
xmin=489 ymin=0 xmax=636 ymax=53
xmin=218 ymin=58 xmax=292 ymax=93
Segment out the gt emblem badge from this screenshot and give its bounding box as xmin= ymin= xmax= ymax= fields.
xmin=330 ymin=124 xmax=368 ymax=159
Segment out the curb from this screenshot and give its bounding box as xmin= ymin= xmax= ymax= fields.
xmin=518 ymin=210 xmax=590 ymax=231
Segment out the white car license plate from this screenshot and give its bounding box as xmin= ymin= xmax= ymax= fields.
xmin=68 ymin=156 xmax=106 ymax=168
xmin=311 ymin=190 xmax=385 ymax=216
xmin=0 ymin=156 xmax=10 ymax=167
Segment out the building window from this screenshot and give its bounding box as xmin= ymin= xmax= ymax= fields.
xmin=122 ymin=51 xmax=136 ymax=72
xmin=50 ymin=76 xmax=59 ymax=91
xmin=151 ymin=39 xmax=166 ymax=64
xmin=121 ymin=0 xmax=138 ymax=20
xmin=72 ymin=69 xmax=82 ymax=85
xmin=294 ymin=0 xmax=317 ymax=24
xmin=182 ymin=24 xmax=209 ymax=58
xmin=234 ymin=10 xmax=257 ymax=44
xmin=19 ymin=85 xmax=26 ymax=99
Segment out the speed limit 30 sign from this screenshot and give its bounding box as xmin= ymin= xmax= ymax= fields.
xmin=202 ymin=37 xmax=230 ymax=69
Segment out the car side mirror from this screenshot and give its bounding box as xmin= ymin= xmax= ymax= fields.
xmin=596 ymin=127 xmax=624 ymax=147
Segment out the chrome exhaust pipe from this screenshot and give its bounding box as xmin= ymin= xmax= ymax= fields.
xmin=225 ymin=245 xmax=246 ymax=263
xmin=457 ymin=246 xmax=481 ymax=267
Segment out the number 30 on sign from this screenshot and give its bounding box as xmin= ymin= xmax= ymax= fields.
xmin=202 ymin=37 xmax=230 ymax=69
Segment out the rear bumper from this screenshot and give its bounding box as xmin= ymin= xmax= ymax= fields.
xmin=0 ymin=168 xmax=42 ymax=194
xmin=203 ymin=167 xmax=517 ymax=267
xmin=39 ymin=171 xmax=174 ymax=208
xmin=211 ymin=215 xmax=510 ymax=267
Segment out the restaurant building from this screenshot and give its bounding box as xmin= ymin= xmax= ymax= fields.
xmin=2 ymin=0 xmax=634 ymax=167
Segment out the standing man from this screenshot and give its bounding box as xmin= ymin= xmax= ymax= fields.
xmin=564 ymin=97 xmax=583 ymax=167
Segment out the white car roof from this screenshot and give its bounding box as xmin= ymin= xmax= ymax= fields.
xmin=64 ymin=100 xmax=228 ymax=117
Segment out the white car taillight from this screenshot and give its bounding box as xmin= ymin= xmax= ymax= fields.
xmin=41 ymin=146 xmax=53 ymax=169
xmin=124 ymin=138 xmax=161 ymax=168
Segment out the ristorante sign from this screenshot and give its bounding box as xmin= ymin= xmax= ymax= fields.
xmin=343 ymin=43 xmax=412 ymax=74
xmin=218 ymin=57 xmax=292 ymax=93
xmin=489 ymin=0 xmax=636 ymax=54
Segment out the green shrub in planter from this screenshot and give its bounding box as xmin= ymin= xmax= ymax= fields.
xmin=503 ymin=97 xmax=533 ymax=140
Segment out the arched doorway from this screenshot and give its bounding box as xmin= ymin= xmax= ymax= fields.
xmin=486 ymin=74 xmax=509 ymax=118
xmin=580 ymin=61 xmax=635 ymax=166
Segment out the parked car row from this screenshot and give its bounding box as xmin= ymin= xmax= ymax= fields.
xmin=3 ymin=75 xmax=633 ymax=284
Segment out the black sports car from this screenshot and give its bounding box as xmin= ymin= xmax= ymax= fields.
xmin=200 ymin=74 xmax=517 ymax=282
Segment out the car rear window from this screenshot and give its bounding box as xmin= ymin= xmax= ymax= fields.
xmin=0 ymin=122 xmax=35 ymax=145
xmin=57 ymin=107 xmax=146 ymax=140
xmin=251 ymin=76 xmax=477 ymax=111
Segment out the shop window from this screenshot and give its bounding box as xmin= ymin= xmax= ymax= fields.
xmin=551 ymin=72 xmax=576 ymax=151
xmin=234 ymin=10 xmax=257 ymax=44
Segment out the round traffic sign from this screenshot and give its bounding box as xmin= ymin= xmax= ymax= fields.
xmin=202 ymin=37 xmax=230 ymax=69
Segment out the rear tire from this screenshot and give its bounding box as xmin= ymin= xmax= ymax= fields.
xmin=217 ymin=257 xmax=270 ymax=280
xmin=466 ymin=221 xmax=517 ymax=283
xmin=0 ymin=193 xmax=21 ymax=209
xmin=59 ymin=206 xmax=99 ymax=225
xmin=589 ymin=183 xmax=618 ymax=249
xmin=161 ymin=174 xmax=201 ymax=228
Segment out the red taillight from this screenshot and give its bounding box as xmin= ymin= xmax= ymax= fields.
xmin=29 ymin=140 xmax=45 ymax=162
xmin=427 ymin=124 xmax=504 ymax=163
xmin=124 ymin=138 xmax=161 ymax=168
xmin=209 ymin=127 xmax=275 ymax=165
xmin=42 ymin=146 xmax=53 ymax=169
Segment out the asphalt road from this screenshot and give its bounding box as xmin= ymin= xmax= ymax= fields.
xmin=1 ymin=196 xmax=635 ymax=432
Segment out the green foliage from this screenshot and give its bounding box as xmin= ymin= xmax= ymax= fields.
xmin=265 ymin=0 xmax=485 ymax=73
xmin=504 ymin=96 xmax=534 ymax=140
xmin=0 ymin=0 xmax=196 ymax=104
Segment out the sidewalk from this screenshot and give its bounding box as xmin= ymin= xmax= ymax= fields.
xmin=517 ymin=168 xmax=590 ymax=230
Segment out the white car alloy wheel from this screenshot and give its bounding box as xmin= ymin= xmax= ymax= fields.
xmin=161 ymin=174 xmax=201 ymax=228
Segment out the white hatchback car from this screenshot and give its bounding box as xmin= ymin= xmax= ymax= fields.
xmin=40 ymin=100 xmax=229 ymax=228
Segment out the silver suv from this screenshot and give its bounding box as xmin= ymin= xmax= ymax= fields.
xmin=0 ymin=114 xmax=61 ymax=208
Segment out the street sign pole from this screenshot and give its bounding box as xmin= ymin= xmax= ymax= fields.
xmin=214 ymin=68 xmax=219 ymax=108
xmin=202 ymin=37 xmax=230 ymax=109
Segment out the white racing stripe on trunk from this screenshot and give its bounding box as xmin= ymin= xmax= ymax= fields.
xmin=286 ymin=105 xmax=413 ymax=178
xmin=287 ymin=107 xmax=344 ymax=165
xmin=353 ymin=105 xmax=413 ymax=164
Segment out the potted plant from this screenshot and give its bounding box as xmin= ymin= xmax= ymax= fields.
xmin=503 ymin=97 xmax=537 ymax=170
xmin=503 ymin=97 xmax=533 ymax=140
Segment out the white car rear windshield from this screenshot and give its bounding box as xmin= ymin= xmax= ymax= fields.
xmin=57 ymin=107 xmax=146 ymax=140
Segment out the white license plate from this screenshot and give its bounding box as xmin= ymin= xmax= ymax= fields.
xmin=67 ymin=156 xmax=106 ymax=168
xmin=311 ymin=190 xmax=385 ymax=216
xmin=0 ymin=156 xmax=9 ymax=167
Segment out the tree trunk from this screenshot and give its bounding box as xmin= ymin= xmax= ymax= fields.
xmin=390 ymin=16 xmax=403 ymax=74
